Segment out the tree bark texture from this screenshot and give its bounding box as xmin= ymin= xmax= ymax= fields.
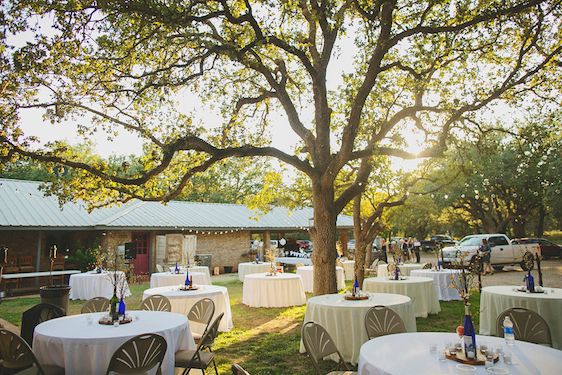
xmin=311 ymin=184 xmax=338 ymax=295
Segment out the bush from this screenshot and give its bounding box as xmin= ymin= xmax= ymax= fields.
xmin=67 ymin=248 xmax=96 ymax=272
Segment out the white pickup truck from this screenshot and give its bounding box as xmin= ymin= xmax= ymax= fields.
xmin=440 ymin=234 xmax=540 ymax=270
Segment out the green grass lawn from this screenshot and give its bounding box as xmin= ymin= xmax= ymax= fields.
xmin=0 ymin=279 xmax=480 ymax=375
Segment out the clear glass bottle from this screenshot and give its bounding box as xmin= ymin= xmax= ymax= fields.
xmin=110 ymin=286 xmax=119 ymax=322
xmin=463 ymin=305 xmax=476 ymax=359
xmin=503 ymin=316 xmax=515 ymax=346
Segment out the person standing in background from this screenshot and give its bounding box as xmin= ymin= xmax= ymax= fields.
xmin=413 ymin=238 xmax=421 ymax=263
xmin=479 ymin=238 xmax=494 ymax=275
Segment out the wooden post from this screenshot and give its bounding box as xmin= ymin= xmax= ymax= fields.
xmin=535 ymin=253 xmax=543 ymax=287
xmin=262 ymin=230 xmax=270 ymax=260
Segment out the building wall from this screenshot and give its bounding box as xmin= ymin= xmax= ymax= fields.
xmin=196 ymin=231 xmax=252 ymax=273
xmin=101 ymin=231 xmax=132 ymax=253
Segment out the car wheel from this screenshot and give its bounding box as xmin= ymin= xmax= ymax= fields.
xmin=492 ymin=265 xmax=504 ymax=271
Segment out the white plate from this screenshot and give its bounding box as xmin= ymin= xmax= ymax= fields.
xmin=486 ymin=368 xmax=509 ymax=374
xmin=456 ymin=364 xmax=476 ymax=373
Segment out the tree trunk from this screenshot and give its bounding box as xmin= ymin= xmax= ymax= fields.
xmin=512 ymin=217 xmax=526 ymax=238
xmin=353 ymin=195 xmax=367 ymax=287
xmin=535 ymin=205 xmax=546 ymax=237
xmin=355 ymin=242 xmax=368 ymax=288
xmin=311 ymin=183 xmax=338 ymax=295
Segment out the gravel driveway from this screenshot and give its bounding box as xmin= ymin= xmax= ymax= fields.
xmin=419 ymin=254 xmax=562 ymax=288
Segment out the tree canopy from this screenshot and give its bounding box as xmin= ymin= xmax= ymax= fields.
xmin=1 ymin=0 xmax=560 ymax=294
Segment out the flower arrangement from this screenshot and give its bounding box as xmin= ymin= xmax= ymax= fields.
xmin=90 ymin=246 xmax=108 ymax=272
xmin=448 ymin=255 xmax=480 ymax=305
xmin=265 ymin=247 xmax=278 ymax=275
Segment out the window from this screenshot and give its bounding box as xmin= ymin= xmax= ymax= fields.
xmin=489 ymin=236 xmax=509 ymax=246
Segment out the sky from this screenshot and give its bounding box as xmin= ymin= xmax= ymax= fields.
xmin=16 ymin=30 xmax=427 ymax=174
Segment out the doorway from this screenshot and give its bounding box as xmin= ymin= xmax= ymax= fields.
xmin=132 ymin=232 xmax=150 ymax=274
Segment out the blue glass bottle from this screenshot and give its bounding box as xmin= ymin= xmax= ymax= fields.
xmin=118 ymin=297 xmax=126 ymax=317
xmin=185 ymin=270 xmax=190 ymax=286
xmin=255 ymin=254 xmax=259 ymax=263
xmin=174 ymin=262 xmax=179 ymax=274
xmin=437 ymin=258 xmax=441 ymax=271
xmin=463 ymin=305 xmax=476 ymax=359
xmin=353 ymin=276 xmax=359 ymax=296
xmin=526 ymin=270 xmax=535 ymax=292
xmin=394 ymin=265 xmax=400 ymax=280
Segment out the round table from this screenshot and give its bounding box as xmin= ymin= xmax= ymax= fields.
xmin=410 ymin=269 xmax=462 ymax=301
xmin=33 ymin=310 xmax=194 ymax=375
xmin=149 ymin=271 xmax=211 ymax=288
xmin=274 ymin=257 xmax=313 ymax=266
xmin=169 ymin=265 xmax=211 ymax=280
xmin=68 ymin=271 xmax=131 ymax=300
xmin=362 ymin=276 xmax=441 ymax=318
xmin=237 ymin=262 xmax=273 ymax=282
xmin=296 ymin=266 xmax=346 ymax=293
xmin=377 ymin=263 xmax=425 ymax=277
xmin=479 ymin=286 xmax=562 ymax=349
xmin=358 ymin=332 xmax=562 ymax=375
xmin=338 ymin=259 xmax=356 ymax=280
xmin=143 ymin=285 xmax=233 ymax=333
xmin=300 ymin=293 xmax=416 ymax=364
xmin=242 ymin=273 xmax=306 ymax=308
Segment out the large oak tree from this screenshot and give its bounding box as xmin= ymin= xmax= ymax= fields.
xmin=1 ymin=0 xmax=560 ymax=294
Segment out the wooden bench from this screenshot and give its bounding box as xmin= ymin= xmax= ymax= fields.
xmin=1 ymin=270 xmax=81 ymax=295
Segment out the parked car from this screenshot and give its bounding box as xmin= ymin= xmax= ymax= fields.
xmin=296 ymin=240 xmax=312 ymax=251
xmin=420 ymin=235 xmax=456 ymax=251
xmin=347 ymin=239 xmax=380 ymax=252
xmin=440 ymin=234 xmax=540 ymax=270
xmin=512 ymin=238 xmax=561 ymax=259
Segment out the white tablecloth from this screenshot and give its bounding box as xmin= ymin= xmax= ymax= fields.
xmin=362 ymin=276 xmax=441 ymax=318
xmin=149 ymin=271 xmax=211 ymax=288
xmin=142 ymin=285 xmax=233 ymax=333
xmin=377 ymin=263 xmax=425 ymax=277
xmin=169 ymin=265 xmax=211 ymax=280
xmin=358 ymin=332 xmax=562 ymax=375
xmin=68 ymin=271 xmax=131 ymax=300
xmin=237 ymin=262 xmax=273 ymax=282
xmin=479 ymin=285 xmax=562 ymax=349
xmin=242 ymin=273 xmax=306 ymax=307
xmin=338 ymin=260 xmax=356 ymax=280
xmin=300 ymin=293 xmax=416 ymax=364
xmin=33 ymin=311 xmax=194 ymax=375
xmin=274 ymin=257 xmax=313 ymax=266
xmin=296 ymin=266 xmax=346 ymax=292
xmin=409 ymin=269 xmax=462 ymax=301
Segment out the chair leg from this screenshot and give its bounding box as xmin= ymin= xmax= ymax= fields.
xmin=213 ymin=358 xmax=218 ymax=375
xmin=207 ymin=347 xmax=218 ymax=375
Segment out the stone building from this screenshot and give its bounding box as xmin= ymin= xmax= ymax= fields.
xmin=0 ymin=178 xmax=353 ymax=274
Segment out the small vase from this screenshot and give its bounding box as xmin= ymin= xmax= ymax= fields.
xmin=118 ymin=297 xmax=126 ymax=317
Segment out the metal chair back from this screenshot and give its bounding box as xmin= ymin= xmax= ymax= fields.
xmin=140 ymin=295 xmax=172 ymax=312
xmin=81 ymin=297 xmax=110 ymax=314
xmin=301 ymin=321 xmax=349 ymax=375
xmin=496 ymin=307 xmax=552 ymax=346
xmin=21 ymin=303 xmax=64 ymax=347
xmin=105 ymin=333 xmax=167 ymax=375
xmin=232 ymin=363 xmax=251 ymax=375
xmin=364 ymin=305 xmax=406 ymax=339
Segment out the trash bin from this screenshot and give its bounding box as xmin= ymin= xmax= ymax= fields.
xmin=195 ymin=254 xmax=212 ymax=268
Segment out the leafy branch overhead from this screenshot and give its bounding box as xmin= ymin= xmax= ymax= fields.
xmin=2 ymin=0 xmax=560 ymax=294
xmin=1 ymin=0 xmax=559 ymax=208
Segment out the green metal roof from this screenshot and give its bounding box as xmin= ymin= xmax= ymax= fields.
xmin=0 ymin=178 xmax=353 ymax=231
